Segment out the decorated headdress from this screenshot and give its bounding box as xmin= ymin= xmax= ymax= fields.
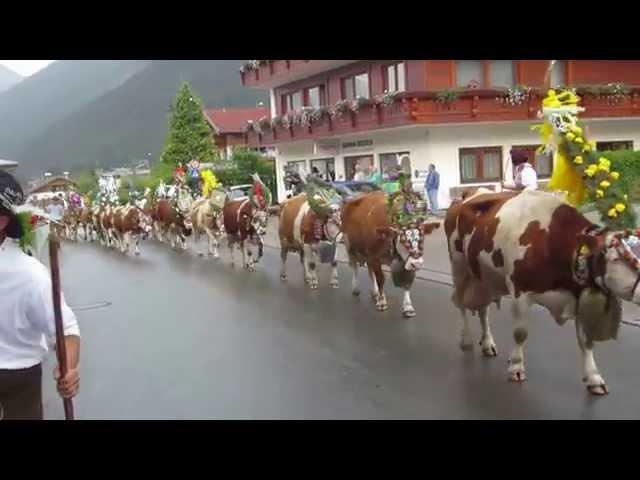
xmin=249 ymin=173 xmax=272 ymax=210
xmin=533 ymin=82 xmax=635 ymax=228
xmin=305 ymin=174 xmax=342 ymax=218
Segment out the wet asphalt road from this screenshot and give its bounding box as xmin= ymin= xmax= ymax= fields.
xmin=41 ymin=239 xmax=640 ymax=419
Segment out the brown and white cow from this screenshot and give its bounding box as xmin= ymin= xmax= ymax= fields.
xmin=112 ymin=204 xmax=153 ymax=255
xmin=190 ymin=196 xmax=224 ymax=258
xmin=62 ymin=206 xmax=81 ymax=242
xmin=278 ymin=193 xmax=341 ymax=289
xmin=341 ymin=191 xmax=440 ymax=317
xmin=77 ymin=206 xmax=95 ymax=242
xmin=446 ymin=188 xmax=640 ymax=395
xmin=154 ymin=199 xmax=193 ymax=249
xmin=98 ymin=205 xmax=116 ymax=248
xmin=222 ymin=198 xmax=268 ymax=271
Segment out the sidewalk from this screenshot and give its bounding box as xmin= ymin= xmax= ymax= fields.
xmin=264 ymin=212 xmax=640 ymax=325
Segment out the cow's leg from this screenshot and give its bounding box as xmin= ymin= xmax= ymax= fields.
xmin=458 ymin=308 xmax=474 ymax=352
xmin=211 ymin=232 xmax=220 ymax=259
xmin=329 ymin=260 xmax=339 ymax=289
xmin=401 ymin=288 xmax=416 ymax=318
xmin=349 ymin=256 xmax=360 ymax=297
xmin=479 ymin=305 xmax=498 ymax=357
xmin=576 ymin=319 xmax=608 ymax=395
xmin=303 ymin=244 xmax=318 ymax=289
xmin=195 ymin=231 xmax=204 ymax=256
xmin=280 ymin=248 xmax=288 ymax=281
xmin=134 ymin=234 xmax=141 ymax=256
xmin=229 ymin=240 xmax=235 ymax=267
xmin=368 ymin=266 xmax=380 ymax=302
xmin=508 ymin=296 xmax=530 ymax=383
xmin=370 ymin=261 xmax=388 ymax=312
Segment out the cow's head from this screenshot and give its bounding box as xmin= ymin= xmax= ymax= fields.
xmin=176 ymin=210 xmax=193 ymax=237
xmin=136 ymin=208 xmax=154 ymax=237
xmin=377 ymin=221 xmax=440 ymax=271
xmin=577 ymin=229 xmax=640 ymax=303
xmin=250 ymin=208 xmax=268 ymax=237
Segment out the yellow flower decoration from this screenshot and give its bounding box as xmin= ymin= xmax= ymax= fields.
xmin=596 ymin=189 xmax=604 ymax=198
xmin=624 ymin=194 xmax=628 ymax=200
xmin=573 ymin=156 xmax=583 ymax=165
xmin=566 ymin=132 xmax=575 ymax=141
xmin=572 ymin=126 xmax=583 ymax=135
xmin=600 ymin=180 xmax=611 ymax=189
xmin=582 ymin=143 xmax=592 ymax=152
xmin=589 ymin=140 xmax=597 ymax=150
xmin=598 ymin=157 xmax=611 ymax=168
xmin=608 ymin=208 xmax=618 ymax=218
xmin=615 ymin=203 xmax=626 ymax=213
xmin=574 ymin=137 xmax=584 ymax=144
xmin=585 ymin=165 xmax=598 ymax=177
xmin=610 ymin=171 xmax=620 ymax=180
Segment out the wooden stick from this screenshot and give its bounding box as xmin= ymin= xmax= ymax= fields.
xmin=48 ymin=232 xmax=75 ymax=420
xmin=544 ymin=60 xmax=556 ymax=89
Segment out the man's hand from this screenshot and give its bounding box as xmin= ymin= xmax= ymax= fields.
xmin=53 ymin=366 xmax=80 ymax=399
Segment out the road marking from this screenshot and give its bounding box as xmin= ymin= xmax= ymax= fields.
xmin=68 ymin=301 xmax=112 ymax=311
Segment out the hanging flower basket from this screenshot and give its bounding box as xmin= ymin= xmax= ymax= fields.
xmin=435 ymin=89 xmax=460 ymax=105
xmin=374 ymin=91 xmax=399 ymax=107
xmin=350 ymin=96 xmax=373 ymax=113
xmin=330 ymin=99 xmax=352 ymax=119
xmin=496 ymin=84 xmax=531 ymax=106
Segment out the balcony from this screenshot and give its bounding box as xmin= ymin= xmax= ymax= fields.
xmin=244 ymin=87 xmax=640 ymax=146
xmin=240 ymin=60 xmax=358 ymax=88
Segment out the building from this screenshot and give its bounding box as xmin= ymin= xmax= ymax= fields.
xmin=0 ymin=159 xmax=18 ymax=171
xmin=28 ymin=175 xmax=77 ymax=195
xmin=203 ymin=106 xmax=275 ymax=159
xmin=239 ymin=60 xmax=640 ymax=204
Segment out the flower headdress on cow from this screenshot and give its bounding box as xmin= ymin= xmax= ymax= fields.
xmin=249 ymin=173 xmax=272 ymax=210
xmin=305 ymin=174 xmax=342 ymax=219
xmin=386 ymin=171 xmax=425 ymax=228
xmin=533 ymin=83 xmax=636 ymax=229
xmin=200 ymin=169 xmax=219 ymax=198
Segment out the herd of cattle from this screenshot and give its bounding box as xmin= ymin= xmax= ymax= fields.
xmin=55 ymin=185 xmax=640 ymax=396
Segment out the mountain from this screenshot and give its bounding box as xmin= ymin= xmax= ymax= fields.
xmin=0 ymin=60 xmax=150 ymax=165
xmin=12 ymin=60 xmax=268 ymax=177
xmin=0 ymin=65 xmax=23 ymax=93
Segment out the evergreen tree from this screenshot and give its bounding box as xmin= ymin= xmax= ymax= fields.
xmin=160 ymin=82 xmax=217 ymax=167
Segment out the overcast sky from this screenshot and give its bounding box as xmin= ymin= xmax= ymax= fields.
xmin=0 ymin=60 xmax=55 ymax=76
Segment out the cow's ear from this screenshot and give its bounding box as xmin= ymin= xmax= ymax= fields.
xmin=376 ymin=226 xmax=397 ymax=240
xmin=421 ymin=222 xmax=440 ymax=235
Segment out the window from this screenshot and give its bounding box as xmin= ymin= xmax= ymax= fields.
xmin=342 ymin=73 xmax=370 ymax=100
xmin=456 ymin=61 xmax=484 ymax=88
xmin=384 ymin=62 xmax=406 ymax=92
xmin=596 ymin=140 xmax=634 ymax=151
xmin=550 ymin=60 xmax=566 ymax=87
xmin=306 ymin=86 xmax=325 ymax=108
xmin=379 ymin=152 xmax=411 ymax=179
xmin=490 ymin=60 xmax=514 ymax=88
xmin=459 ymin=147 xmax=503 ymax=183
xmin=285 ymin=160 xmax=307 ymax=176
xmin=344 ymin=155 xmax=374 ymax=181
xmin=310 ymin=158 xmax=336 ymax=182
xmin=282 ymin=91 xmax=303 ymax=113
xmin=512 ymin=145 xmax=553 ymax=178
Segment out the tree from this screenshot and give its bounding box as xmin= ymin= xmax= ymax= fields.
xmin=160 ymin=82 xmax=217 ymax=167
xmin=74 ymin=169 xmax=98 ymax=195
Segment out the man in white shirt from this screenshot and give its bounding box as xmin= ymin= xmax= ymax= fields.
xmin=503 ymin=149 xmax=538 ymax=191
xmin=0 ymin=171 xmax=80 ymax=420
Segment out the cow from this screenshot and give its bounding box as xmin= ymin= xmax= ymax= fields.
xmin=445 ymin=188 xmax=640 ymax=395
xmin=190 ymin=196 xmax=224 ymax=258
xmin=77 ymin=206 xmax=95 ymax=242
xmin=112 ymin=204 xmax=154 ymax=255
xmin=278 ymin=193 xmax=342 ymax=289
xmin=99 ymin=205 xmax=117 ymax=248
xmin=61 ymin=206 xmax=81 ymax=241
xmin=154 ymin=199 xmax=193 ymax=249
xmin=222 ymin=198 xmax=268 ymax=271
xmin=340 ymin=191 xmax=440 ymax=317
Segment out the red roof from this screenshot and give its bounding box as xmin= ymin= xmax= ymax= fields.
xmin=203 ymin=107 xmax=270 ymax=134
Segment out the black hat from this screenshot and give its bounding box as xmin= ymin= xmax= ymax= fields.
xmin=510 ymin=149 xmax=528 ymax=165
xmin=0 ymin=170 xmax=25 ymax=239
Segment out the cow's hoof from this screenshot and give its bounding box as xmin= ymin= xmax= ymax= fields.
xmin=213 ymin=254 xmax=220 ymax=259
xmin=376 ymin=302 xmax=389 ymax=312
xmin=330 ymin=280 xmax=339 ymax=289
xmin=402 ymin=307 xmax=416 ymax=318
xmin=198 ymin=252 xmax=205 ymax=257
xmin=280 ymin=274 xmax=287 ymax=282
xmin=481 ymin=345 xmax=498 ymax=357
xmin=370 ymin=293 xmax=378 ymax=303
xmin=352 ymin=288 xmax=360 ymax=297
xmin=586 ymin=383 xmax=609 ymax=396
xmin=508 ymin=369 xmax=527 ymax=383
xmin=309 ymin=282 xmax=319 ymax=290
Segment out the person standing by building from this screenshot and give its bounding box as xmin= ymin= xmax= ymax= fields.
xmin=0 ymin=171 xmax=80 ymax=419
xmin=424 ymin=164 xmax=440 ymax=214
xmin=503 ymin=149 xmax=538 ymax=191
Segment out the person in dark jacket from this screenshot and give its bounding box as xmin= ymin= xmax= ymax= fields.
xmin=424 ymin=164 xmax=440 ymax=213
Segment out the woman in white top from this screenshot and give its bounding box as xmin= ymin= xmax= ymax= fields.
xmin=503 ymin=149 xmax=538 ymax=191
